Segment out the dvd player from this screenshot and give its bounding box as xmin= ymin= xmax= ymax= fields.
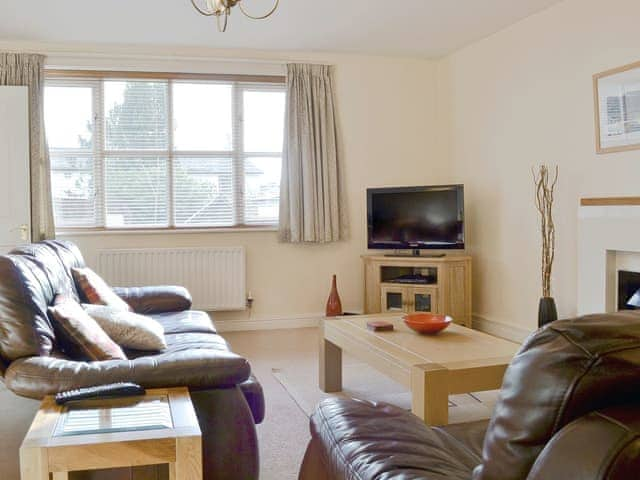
xmin=388 ymin=274 xmax=434 ymax=285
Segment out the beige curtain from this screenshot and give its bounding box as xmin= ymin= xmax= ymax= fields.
xmin=0 ymin=53 xmax=55 ymax=240
xmin=279 ymin=64 xmax=347 ymax=243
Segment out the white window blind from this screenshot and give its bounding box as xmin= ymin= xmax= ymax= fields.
xmin=44 ymin=73 xmax=285 ymax=230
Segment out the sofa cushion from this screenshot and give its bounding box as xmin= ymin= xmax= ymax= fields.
xmin=150 ymin=310 xmax=216 ymax=335
xmin=0 ymin=241 xmax=87 ymax=362
xmin=4 ymin=330 xmax=251 ymax=399
xmin=49 ymin=297 xmax=127 ymax=361
xmin=309 ymin=397 xmax=483 ymax=480
xmin=42 ymin=240 xmax=86 ymax=273
xmin=163 ymin=331 xmax=230 ymax=353
xmin=72 ymin=267 xmax=132 ymax=312
xmin=440 ymin=419 xmax=489 ymax=460
xmin=12 ymin=243 xmax=80 ymax=302
xmin=83 ymin=304 xmax=167 ymax=351
xmin=0 ymin=254 xmax=57 ymax=360
xmin=121 ymin=329 xmax=230 ymax=361
xmin=474 ymin=311 xmax=640 ymax=480
xmin=526 ymin=405 xmax=640 ymax=480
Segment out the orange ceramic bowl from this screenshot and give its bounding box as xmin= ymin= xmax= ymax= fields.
xmin=403 ymin=313 xmax=452 ymax=334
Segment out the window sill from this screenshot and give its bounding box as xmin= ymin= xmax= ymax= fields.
xmin=56 ymin=226 xmax=279 ymax=236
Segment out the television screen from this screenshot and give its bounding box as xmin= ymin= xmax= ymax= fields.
xmin=367 ymin=185 xmax=464 ymax=250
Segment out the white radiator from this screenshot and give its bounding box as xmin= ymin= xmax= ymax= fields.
xmin=96 ymin=247 xmax=246 ymax=311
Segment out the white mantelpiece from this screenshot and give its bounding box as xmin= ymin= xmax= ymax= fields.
xmin=578 ymin=201 xmax=640 ymax=315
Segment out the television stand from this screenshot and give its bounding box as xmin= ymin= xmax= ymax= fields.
xmin=362 ymin=254 xmax=472 ymax=327
xmin=384 ymin=249 xmax=446 ymax=258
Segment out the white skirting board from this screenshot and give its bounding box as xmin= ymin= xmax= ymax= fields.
xmin=214 ymin=310 xmax=532 ymax=342
xmin=472 ymin=315 xmax=532 ymax=343
xmin=213 ymin=313 xmax=324 ymax=332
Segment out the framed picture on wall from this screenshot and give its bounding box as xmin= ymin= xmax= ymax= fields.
xmin=594 ymin=60 xmax=640 ymax=154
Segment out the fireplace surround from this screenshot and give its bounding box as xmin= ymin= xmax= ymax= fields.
xmin=578 ymin=198 xmax=640 ymax=314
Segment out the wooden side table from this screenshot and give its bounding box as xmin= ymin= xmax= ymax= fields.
xmin=19 ymin=387 xmax=202 ymax=480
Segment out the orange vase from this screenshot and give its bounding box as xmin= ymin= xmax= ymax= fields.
xmin=325 ymin=274 xmax=343 ymax=317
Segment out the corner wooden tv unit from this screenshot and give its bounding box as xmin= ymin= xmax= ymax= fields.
xmin=362 ymin=254 xmax=472 ymax=327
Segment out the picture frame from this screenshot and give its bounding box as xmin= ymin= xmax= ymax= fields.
xmin=594 ymin=60 xmax=640 ymax=154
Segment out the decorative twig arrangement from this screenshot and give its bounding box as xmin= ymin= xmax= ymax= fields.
xmin=532 ymin=165 xmax=558 ymax=298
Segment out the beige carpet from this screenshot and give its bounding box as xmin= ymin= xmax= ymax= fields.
xmin=1 ymin=328 xmax=499 ymax=480
xmin=224 ymin=328 xmax=316 ymax=480
xmin=220 ymin=328 xmax=501 ymax=480
xmin=272 ymin=361 xmax=500 ymax=424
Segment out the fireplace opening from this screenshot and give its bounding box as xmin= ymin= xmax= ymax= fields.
xmin=618 ymin=270 xmax=640 ymax=311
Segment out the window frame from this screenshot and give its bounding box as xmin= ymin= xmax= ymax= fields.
xmin=45 ymin=69 xmax=286 ymax=233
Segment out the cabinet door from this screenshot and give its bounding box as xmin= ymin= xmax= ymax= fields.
xmin=409 ymin=287 xmax=438 ymax=313
xmin=381 ymin=285 xmax=408 ymax=313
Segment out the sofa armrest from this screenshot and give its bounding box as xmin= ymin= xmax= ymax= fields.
xmin=112 ymin=286 xmax=192 ymax=314
xmin=4 ymin=349 xmax=250 ymax=400
xmin=526 ymin=405 xmax=640 ymax=480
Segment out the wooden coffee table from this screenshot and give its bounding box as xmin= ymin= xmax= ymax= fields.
xmin=320 ymin=314 xmax=521 ymax=426
xmin=20 ymin=387 xmax=202 ymax=480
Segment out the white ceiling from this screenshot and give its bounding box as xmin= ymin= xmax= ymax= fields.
xmin=0 ymin=0 xmax=564 ymax=58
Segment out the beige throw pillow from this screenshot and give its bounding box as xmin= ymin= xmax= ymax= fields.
xmin=82 ymin=304 xmax=167 ymax=351
xmin=49 ymin=296 xmax=127 ymax=361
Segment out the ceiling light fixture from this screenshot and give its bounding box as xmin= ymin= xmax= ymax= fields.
xmin=191 ymin=0 xmax=279 ymax=32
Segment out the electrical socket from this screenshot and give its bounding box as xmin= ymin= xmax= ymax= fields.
xmin=246 ymin=292 xmax=254 ymax=309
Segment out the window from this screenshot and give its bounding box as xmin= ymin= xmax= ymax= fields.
xmin=44 ymin=72 xmax=286 ymax=230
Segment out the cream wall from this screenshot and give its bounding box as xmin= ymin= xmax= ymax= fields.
xmin=437 ymin=0 xmax=640 ymax=333
xmin=9 ymin=0 xmax=638 ymax=334
xmin=0 ymin=42 xmax=445 ymax=326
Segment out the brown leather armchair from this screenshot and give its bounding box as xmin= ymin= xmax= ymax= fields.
xmin=299 ymin=311 xmax=640 ymax=479
xmin=0 ymin=240 xmax=263 ymax=480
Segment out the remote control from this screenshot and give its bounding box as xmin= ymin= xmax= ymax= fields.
xmin=55 ymin=382 xmax=145 ymax=405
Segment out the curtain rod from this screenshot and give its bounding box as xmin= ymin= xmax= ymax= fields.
xmin=0 ymin=43 xmax=333 ymax=67
xmin=45 ymin=68 xmax=286 ymax=84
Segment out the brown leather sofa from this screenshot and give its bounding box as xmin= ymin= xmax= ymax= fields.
xmin=299 ymin=311 xmax=640 ymax=479
xmin=0 ymin=240 xmax=263 ymax=480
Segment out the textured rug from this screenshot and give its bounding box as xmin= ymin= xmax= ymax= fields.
xmin=272 ymin=361 xmax=500 ymax=424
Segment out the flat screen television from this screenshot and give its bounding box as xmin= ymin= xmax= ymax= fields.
xmin=367 ymin=185 xmax=465 ymax=252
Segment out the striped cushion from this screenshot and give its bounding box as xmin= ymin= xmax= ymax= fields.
xmin=71 ymin=267 xmax=132 ymax=312
xmin=48 ymin=296 xmax=127 ymax=361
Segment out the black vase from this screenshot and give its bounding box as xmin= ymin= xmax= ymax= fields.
xmin=538 ymin=297 xmax=558 ymax=327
